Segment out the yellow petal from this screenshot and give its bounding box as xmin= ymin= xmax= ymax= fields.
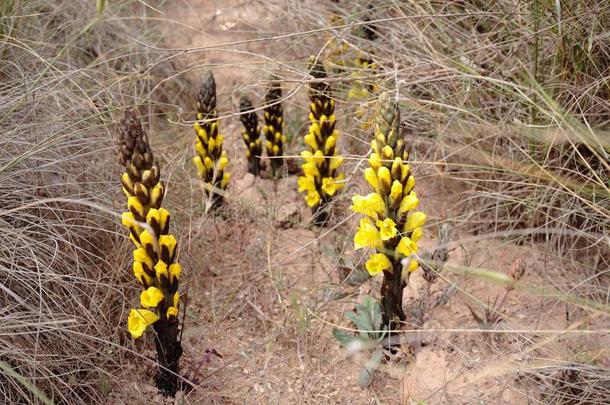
xmin=411 ymin=227 xmax=423 ymax=242
xmin=305 ymin=190 xmax=320 ymax=207
xmin=354 ymin=218 xmax=382 ymax=250
xmin=376 ymin=218 xmax=398 ymax=241
xmin=127 ymin=309 xmax=159 ymax=339
xmin=329 ymin=156 xmax=344 ymax=171
xmin=154 ymin=260 xmax=169 ymax=280
xmin=140 ymin=286 xmax=164 ymax=308
xmin=377 ymin=166 xmax=391 ymax=192
xmin=364 ymin=167 xmax=379 ymax=191
xmin=365 ymin=253 xmax=392 ymax=276
xmin=133 ymin=247 xmax=154 ymax=270
xmin=350 ymin=193 xmax=385 ymax=218
xmin=221 ymin=172 xmax=231 ymax=188
xmin=169 ymin=263 xmax=182 ymax=282
xmin=398 ymin=192 xmax=419 ymax=216
xmin=298 ymin=175 xmax=316 ymax=193
xmin=389 ymin=180 xmax=403 ymax=204
xmin=396 ymin=237 xmax=417 ymax=257
xmin=167 ymin=306 xmax=179 ymax=318
xmin=369 ymin=153 xmax=381 ymax=171
xmin=405 ymin=211 xmax=426 ymax=232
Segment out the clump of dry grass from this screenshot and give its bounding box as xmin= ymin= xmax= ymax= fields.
xmin=0 ymin=0 xmax=178 ymax=402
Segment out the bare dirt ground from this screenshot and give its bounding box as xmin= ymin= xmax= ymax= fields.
xmin=109 ymin=1 xmax=609 ymax=404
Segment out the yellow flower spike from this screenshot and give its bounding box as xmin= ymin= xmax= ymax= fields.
xmin=377 ymin=166 xmax=392 ymax=193
xmin=133 ymin=247 xmax=154 ymax=270
xmin=154 ymin=260 xmax=169 ymax=280
xmin=364 ymin=167 xmax=380 ymax=191
xmin=354 ymin=218 xmax=382 ymax=250
xmin=305 ymin=190 xmax=321 ymax=207
xmin=167 ymin=307 xmax=179 ymax=318
xmin=330 ymin=156 xmax=344 ymax=171
xmin=376 ymin=217 xmax=398 ymax=241
xmin=133 ymin=261 xmax=152 ymax=285
xmin=297 ymin=175 xmax=316 ymax=193
xmin=411 ymin=227 xmax=423 ymax=242
xmin=365 ymin=253 xmax=392 ymax=276
xmin=405 ymin=211 xmax=426 ymax=232
xmin=389 ymin=180 xmax=403 ymax=204
xmin=127 ymin=309 xmax=159 ymax=339
xmin=140 ymin=286 xmax=164 ymax=308
xmin=397 ymin=192 xmax=419 ymax=217
xmin=313 ymin=150 xmax=325 ymax=165
xmin=369 ymin=153 xmax=382 ymax=171
xmin=351 ymin=193 xmax=385 ymax=218
xmin=396 ymin=237 xmax=417 ymax=257
xmin=127 ymin=196 xmax=145 ymax=219
xmin=169 ymin=263 xmax=182 ymax=283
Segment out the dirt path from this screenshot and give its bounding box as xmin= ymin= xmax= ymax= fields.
xmin=112 ymin=1 xmax=609 ymax=404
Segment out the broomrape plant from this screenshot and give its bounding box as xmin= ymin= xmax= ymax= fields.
xmin=118 ymin=111 xmax=183 ymax=396
xmin=193 ymin=71 xmax=230 ymax=208
xmin=262 ymin=77 xmax=285 ymax=176
xmin=298 ymin=59 xmax=345 ymax=226
xmin=351 ymin=95 xmax=426 ymax=328
xmin=239 ymin=97 xmax=262 ymax=176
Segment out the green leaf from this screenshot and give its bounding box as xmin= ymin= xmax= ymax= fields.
xmin=332 ymin=328 xmax=353 ymax=346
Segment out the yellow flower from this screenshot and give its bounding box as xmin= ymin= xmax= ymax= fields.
xmin=389 ymin=180 xmax=403 ymax=204
xmin=133 ymin=261 xmax=152 ymax=285
xmin=169 ymin=263 xmax=182 ymax=282
xmin=302 ymin=162 xmax=320 ymax=178
xmin=324 ymin=135 xmax=336 ymax=153
xmin=140 ymin=286 xmax=164 ymax=308
xmin=405 ymin=211 xmax=426 ymax=232
xmin=354 ymin=218 xmax=382 ymax=250
xmin=195 ymin=141 xmax=206 ymax=159
xmin=381 ymin=145 xmax=394 ymax=161
xmin=365 ymin=253 xmax=392 ymax=276
xmin=154 ymin=260 xmax=169 ymax=280
xmin=167 ymin=306 xmax=179 ymax=318
xmin=396 ymin=237 xmax=417 ymax=257
xmin=139 ymin=230 xmax=155 ymax=252
xmin=398 ymin=192 xmax=419 ymax=215
xmin=304 ymin=133 xmax=317 ymax=149
xmin=406 ymin=258 xmax=419 ymax=273
xmin=411 ymin=227 xmax=423 ymax=242
xmin=122 ymin=212 xmax=136 ymax=228
xmin=330 ymin=156 xmax=344 ymax=171
xmin=218 ymin=155 xmax=229 ymax=171
xmin=147 ymin=208 xmax=170 ymax=233
xmin=364 ymin=167 xmax=379 ymax=191
xmin=204 ymin=156 xmax=213 ymax=169
xmin=221 ymin=172 xmax=231 ymax=188
xmin=301 ymin=150 xmax=314 ymax=164
xmin=159 ymin=235 xmax=177 ymax=261
xmin=193 ymin=156 xmax=205 ymax=177
xmin=405 ymin=175 xmax=415 ymax=193
xmin=321 ymin=177 xmax=342 ymax=196
xmin=207 ymin=137 xmax=216 ymax=153
xmin=272 ymin=144 xmax=280 ymax=155
xmin=313 ymin=150 xmax=325 ymax=165
xmin=369 ymin=153 xmax=381 ymax=171
xmin=133 ymin=247 xmax=154 ymax=270
xmin=376 ymin=218 xmax=397 ymax=241
xmin=127 ymin=196 xmax=145 ymax=219
xmin=305 ymin=190 xmax=320 ymax=207
xmin=351 ymin=193 xmax=385 ymax=218
xmin=128 ymin=309 xmax=159 ymax=339
xmin=377 ymin=166 xmax=391 ymax=192
xmin=297 ymin=175 xmax=316 ymax=193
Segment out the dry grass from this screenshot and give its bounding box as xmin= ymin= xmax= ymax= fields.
xmin=1 ymin=0 xmax=609 ymax=403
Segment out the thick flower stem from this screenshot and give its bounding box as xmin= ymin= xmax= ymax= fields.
xmin=380 ymin=261 xmax=407 ymax=329
xmin=153 ymin=318 xmax=183 ymax=396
